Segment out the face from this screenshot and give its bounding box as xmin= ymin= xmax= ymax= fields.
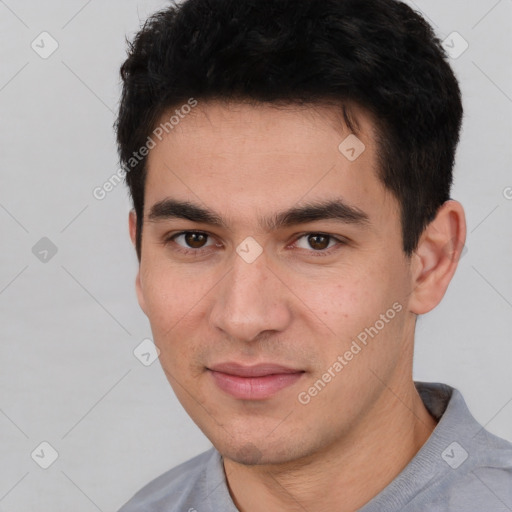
xmin=132 ymin=101 xmax=417 ymax=465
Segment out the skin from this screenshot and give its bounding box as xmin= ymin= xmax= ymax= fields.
xmin=129 ymin=100 xmax=466 ymax=511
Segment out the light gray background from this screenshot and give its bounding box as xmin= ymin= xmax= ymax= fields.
xmin=0 ymin=1 xmax=511 ymax=510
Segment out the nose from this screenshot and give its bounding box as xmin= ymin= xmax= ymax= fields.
xmin=209 ymin=248 xmax=293 ymax=343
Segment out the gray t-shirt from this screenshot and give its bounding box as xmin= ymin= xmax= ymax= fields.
xmin=118 ymin=382 xmax=512 ymax=511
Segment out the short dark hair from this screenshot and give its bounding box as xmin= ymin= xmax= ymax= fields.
xmin=116 ymin=0 xmax=463 ymax=260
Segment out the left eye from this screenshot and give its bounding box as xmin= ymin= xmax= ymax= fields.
xmin=293 ymin=233 xmax=340 ymax=251
xmin=172 ymin=231 xmax=216 ymax=250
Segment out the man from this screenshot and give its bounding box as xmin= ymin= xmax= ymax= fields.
xmin=116 ymin=0 xmax=512 ymax=510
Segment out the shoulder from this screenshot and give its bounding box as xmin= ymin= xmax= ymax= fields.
xmin=413 ymin=382 xmax=512 ymax=510
xmin=424 ymin=451 xmax=512 ymax=511
xmin=453 ymin=425 xmax=512 ymax=506
xmin=117 ymin=448 xmax=220 ymax=512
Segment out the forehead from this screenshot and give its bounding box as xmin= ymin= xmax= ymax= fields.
xmin=144 ymin=101 xmax=397 ymax=228
xmin=152 ymin=100 xmax=373 ymax=155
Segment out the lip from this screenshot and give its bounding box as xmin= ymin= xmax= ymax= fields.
xmin=208 ymin=362 xmax=305 ymax=400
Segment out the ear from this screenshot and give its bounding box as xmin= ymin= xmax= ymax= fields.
xmin=129 ymin=209 xmax=138 ymax=248
xmin=129 ymin=210 xmax=147 ymax=314
xmin=408 ymin=200 xmax=466 ymax=315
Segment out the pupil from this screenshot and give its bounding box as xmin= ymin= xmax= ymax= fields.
xmin=309 ymin=234 xmax=328 ymax=250
xmin=186 ymin=233 xmax=206 ymax=248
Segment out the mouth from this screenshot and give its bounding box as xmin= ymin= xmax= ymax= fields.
xmin=207 ymin=362 xmax=306 ymax=400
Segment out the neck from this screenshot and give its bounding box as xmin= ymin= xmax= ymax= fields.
xmin=223 ymin=380 xmax=437 ymax=512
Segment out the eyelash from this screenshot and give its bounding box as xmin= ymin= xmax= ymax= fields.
xmin=164 ymin=231 xmax=347 ymax=257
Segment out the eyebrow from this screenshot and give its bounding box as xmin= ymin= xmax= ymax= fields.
xmin=147 ymin=198 xmax=370 ymax=231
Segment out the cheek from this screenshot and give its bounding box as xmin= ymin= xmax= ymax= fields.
xmin=293 ymin=266 xmax=393 ymax=333
xmin=140 ymin=262 xmax=205 ymax=337
xmin=139 ymin=260 xmax=221 ymax=373
xmin=294 ymin=257 xmax=410 ymax=368
xmin=296 ymin=270 xmax=409 ymax=422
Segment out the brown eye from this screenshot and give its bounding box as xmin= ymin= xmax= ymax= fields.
xmin=168 ymin=231 xmax=216 ymax=253
xmin=292 ymin=233 xmax=345 ymax=255
xmin=307 ymin=234 xmax=330 ymax=250
xmin=183 ymin=232 xmax=208 ymax=248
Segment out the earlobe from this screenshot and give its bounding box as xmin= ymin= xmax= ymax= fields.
xmin=135 ymin=270 xmax=148 ymax=315
xmin=408 ymin=200 xmax=466 ymax=315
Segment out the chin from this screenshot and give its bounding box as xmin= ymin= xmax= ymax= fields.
xmin=216 ymin=436 xmax=308 ymax=466
xmin=228 ymin=441 xmax=266 ymax=465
